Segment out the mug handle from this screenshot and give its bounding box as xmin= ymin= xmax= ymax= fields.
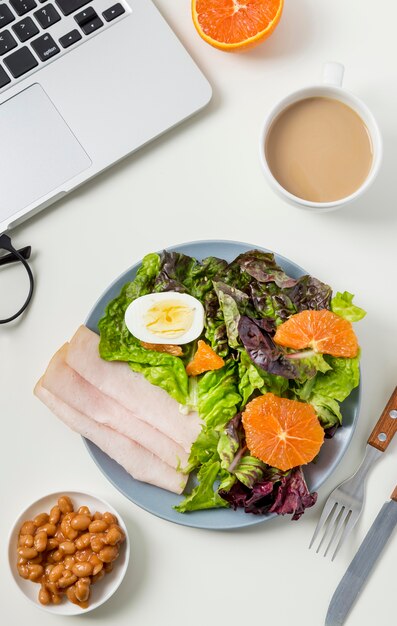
xmin=323 ymin=62 xmax=345 ymax=87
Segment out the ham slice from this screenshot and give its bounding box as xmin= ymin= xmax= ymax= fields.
xmin=41 ymin=345 xmax=189 ymax=470
xmin=66 ymin=326 xmax=202 ymax=452
xmin=34 ymin=381 xmax=187 ymax=494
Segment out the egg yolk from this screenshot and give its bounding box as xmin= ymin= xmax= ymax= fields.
xmin=144 ymin=300 xmax=195 ymax=338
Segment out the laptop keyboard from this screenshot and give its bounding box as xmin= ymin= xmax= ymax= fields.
xmin=0 ymin=0 xmax=128 ymax=92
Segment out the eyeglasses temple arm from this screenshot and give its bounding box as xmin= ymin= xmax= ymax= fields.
xmin=0 ymin=246 xmax=31 ymax=266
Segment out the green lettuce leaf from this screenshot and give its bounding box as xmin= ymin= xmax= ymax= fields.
xmin=310 ymin=394 xmax=343 ymax=430
xmin=197 ymin=362 xmax=241 ymax=430
xmin=331 ymin=291 xmax=366 ymax=322
xmin=310 ymin=355 xmax=360 ymax=403
xmin=238 ymin=350 xmax=289 ymax=406
xmin=174 ymin=461 xmax=230 ymax=512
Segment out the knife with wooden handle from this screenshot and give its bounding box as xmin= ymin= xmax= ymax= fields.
xmin=325 ymin=485 xmax=397 ymax=625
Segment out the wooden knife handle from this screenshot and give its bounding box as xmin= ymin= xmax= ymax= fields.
xmin=368 ymin=386 xmax=397 ymax=452
xmin=391 ymin=485 xmax=397 ymax=502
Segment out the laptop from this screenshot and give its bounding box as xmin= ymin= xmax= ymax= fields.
xmin=0 ymin=0 xmax=212 ymax=233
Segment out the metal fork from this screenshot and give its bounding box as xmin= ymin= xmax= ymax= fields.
xmin=309 ymin=386 xmax=397 ymax=560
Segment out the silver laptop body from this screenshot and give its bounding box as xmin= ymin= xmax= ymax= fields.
xmin=0 ymin=0 xmax=212 ymax=233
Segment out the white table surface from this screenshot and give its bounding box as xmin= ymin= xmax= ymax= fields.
xmin=2 ymin=1 xmax=397 ymax=625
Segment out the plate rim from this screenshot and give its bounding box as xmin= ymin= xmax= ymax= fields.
xmin=84 ymin=239 xmax=361 ymax=530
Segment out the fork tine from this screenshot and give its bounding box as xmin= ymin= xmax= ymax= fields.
xmin=323 ymin=506 xmax=350 ymax=558
xmin=309 ymin=499 xmax=338 ymax=549
xmin=330 ymin=509 xmax=360 ymax=561
xmin=316 ymin=502 xmax=341 ymax=554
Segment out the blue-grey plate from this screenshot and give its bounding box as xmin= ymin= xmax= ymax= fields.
xmin=84 ymin=240 xmax=361 ymax=530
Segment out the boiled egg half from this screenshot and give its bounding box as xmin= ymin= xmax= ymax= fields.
xmin=124 ymin=292 xmax=205 ymax=345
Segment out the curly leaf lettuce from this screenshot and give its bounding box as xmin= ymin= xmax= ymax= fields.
xmin=331 ymin=291 xmax=366 ymax=322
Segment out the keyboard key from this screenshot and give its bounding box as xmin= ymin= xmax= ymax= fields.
xmin=3 ymin=46 xmax=38 ymax=77
xmin=12 ymin=16 xmax=39 ymax=42
xmin=0 ymin=31 xmax=18 ymax=56
xmin=74 ymin=6 xmax=96 ymax=25
xmin=9 ymin=0 xmax=37 ymax=17
xmin=55 ymin=0 xmax=89 ymax=16
xmin=59 ymin=28 xmax=81 ymax=48
xmin=0 ymin=4 xmax=16 ymax=28
xmin=34 ymin=4 xmax=61 ymax=28
xmin=103 ymin=3 xmax=125 ymax=22
xmin=0 ymin=64 xmax=11 ymax=87
xmin=81 ymin=16 xmax=102 ymax=35
xmin=31 ymin=32 xmax=59 ymax=60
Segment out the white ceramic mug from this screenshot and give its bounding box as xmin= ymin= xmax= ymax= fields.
xmin=259 ymin=63 xmax=383 ymax=212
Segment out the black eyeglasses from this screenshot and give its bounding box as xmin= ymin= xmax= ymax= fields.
xmin=0 ymin=234 xmax=34 ymax=324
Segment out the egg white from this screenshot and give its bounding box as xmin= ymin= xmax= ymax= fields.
xmin=124 ymin=292 xmax=205 ymax=345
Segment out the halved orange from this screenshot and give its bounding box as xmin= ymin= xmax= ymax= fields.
xmin=192 ymin=0 xmax=284 ymax=51
xmin=242 ymin=393 xmax=324 ymax=471
xmin=186 ymin=340 xmax=225 ymax=376
xmin=274 ymin=310 xmax=359 ymax=358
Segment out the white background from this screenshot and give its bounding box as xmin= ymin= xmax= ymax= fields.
xmin=1 ymin=1 xmax=397 ymax=625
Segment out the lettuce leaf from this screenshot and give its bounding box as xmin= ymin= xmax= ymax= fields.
xmin=238 ymin=350 xmax=288 ymax=406
xmin=310 ymin=355 xmax=360 ymax=403
xmin=174 ymin=461 xmax=230 ymax=512
xmin=310 ymin=395 xmax=343 ymax=430
xmin=331 ymin=291 xmax=366 ymax=322
xmin=197 ymin=362 xmax=241 ymax=430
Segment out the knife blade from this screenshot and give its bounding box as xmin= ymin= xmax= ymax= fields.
xmin=325 ymin=487 xmax=397 ymax=626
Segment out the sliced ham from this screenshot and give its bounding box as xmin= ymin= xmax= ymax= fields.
xmin=67 ymin=325 xmax=202 ymax=452
xmin=34 ymin=381 xmax=187 ymax=494
xmin=41 ymin=345 xmax=189 ymax=470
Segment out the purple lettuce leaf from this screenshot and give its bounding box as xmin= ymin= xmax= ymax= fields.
xmin=234 ymin=250 xmax=298 ymax=288
xmin=219 ymin=467 xmax=317 ymax=520
xmin=238 ymin=316 xmax=299 ymax=379
xmin=286 ymin=275 xmax=332 ymax=312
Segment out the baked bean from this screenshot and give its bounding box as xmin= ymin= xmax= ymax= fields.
xmin=71 ymin=514 xmax=91 ymax=531
xmin=51 ymin=549 xmax=63 ymax=563
xmin=51 ymin=593 xmax=62 ymax=605
xmin=106 ymin=527 xmax=123 ymax=546
xmin=103 ymin=512 xmax=117 ymax=525
xmin=18 ymin=546 xmax=38 ymax=560
xmin=98 ymin=546 xmax=118 ymax=563
xmin=89 ymin=519 xmax=108 ymax=533
xmin=75 ymin=579 xmax=90 ymax=603
xmin=44 ymin=564 xmax=54 ymax=577
xmin=75 ymin=532 xmax=91 ymax=550
xmin=19 ymin=534 xmax=34 ymax=548
xmin=104 ymin=561 xmax=114 ymax=574
xmin=20 ymin=521 xmax=36 ymax=536
xmin=37 ymin=523 xmax=57 ymax=537
xmin=66 ymin=585 xmax=79 ymax=605
xmin=47 ymin=538 xmax=59 ymax=550
xmin=58 ymin=573 xmax=77 ymax=588
xmin=91 ymin=569 xmax=105 ymax=584
xmin=90 ymin=533 xmax=106 ymax=553
xmin=93 ymin=511 xmax=102 ymax=521
xmin=17 ymin=555 xmax=27 ymax=565
xmin=39 ymin=586 xmax=51 ymax=605
xmin=75 ymin=548 xmax=93 ymax=562
xmin=63 ymin=556 xmax=75 ymax=571
xmin=17 ymin=564 xmax=30 ymax=579
xmin=89 ymin=554 xmax=103 ymax=576
xmin=28 ymin=564 xmax=44 ymax=581
xmin=77 ymin=506 xmax=91 ymax=517
xmin=33 ymin=513 xmax=49 ymax=527
xmin=28 ymin=554 xmax=43 ymax=565
xmin=49 ymin=506 xmax=61 ymax=525
xmin=34 ymin=531 xmax=47 ymax=553
xmin=59 ymin=541 xmax=76 ymax=555
xmin=46 ymin=581 xmax=58 ymax=595
xmin=48 ymin=563 xmax=64 ymax=582
xmin=58 ymin=495 xmax=73 ymax=514
xmin=72 ymin=561 xmax=93 ymax=577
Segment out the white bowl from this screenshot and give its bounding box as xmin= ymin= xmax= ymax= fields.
xmin=8 ymin=491 xmax=130 ymax=615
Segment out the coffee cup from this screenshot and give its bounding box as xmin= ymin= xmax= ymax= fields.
xmin=259 ymin=63 xmax=382 ymax=211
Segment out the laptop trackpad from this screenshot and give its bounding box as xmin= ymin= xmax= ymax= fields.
xmin=0 ymin=83 xmax=91 ymax=223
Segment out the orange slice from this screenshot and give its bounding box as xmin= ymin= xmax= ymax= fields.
xmin=140 ymin=342 xmax=183 ymax=357
xmin=186 ymin=340 xmax=225 ymax=376
xmin=274 ymin=310 xmax=359 ymax=358
xmin=242 ymin=393 xmax=324 ymax=471
xmin=192 ymin=0 xmax=284 ymax=51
